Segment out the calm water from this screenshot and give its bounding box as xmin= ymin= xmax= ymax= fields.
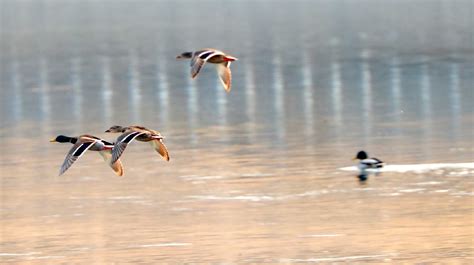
xmin=1 ymin=0 xmax=473 ymax=263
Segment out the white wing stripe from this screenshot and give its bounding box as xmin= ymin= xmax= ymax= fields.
xmin=72 ymin=142 xmax=94 ymax=157
xmin=197 ymin=50 xmax=214 ymax=59
xmin=121 ymin=132 xmax=142 ymax=143
xmin=111 ymin=132 xmax=146 ymax=164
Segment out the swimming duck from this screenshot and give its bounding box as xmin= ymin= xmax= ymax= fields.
xmin=176 ymin=48 xmax=238 ymax=92
xmin=105 ymin=125 xmax=170 ymax=164
xmin=50 ymin=135 xmax=124 ymax=176
xmin=353 ymin=150 xmax=384 ymax=170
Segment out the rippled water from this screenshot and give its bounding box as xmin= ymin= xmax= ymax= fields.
xmin=1 ymin=0 xmax=473 ymax=263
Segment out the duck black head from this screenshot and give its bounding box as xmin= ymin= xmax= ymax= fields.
xmin=50 ymin=135 xmax=76 ymax=144
xmin=354 ymin=150 xmax=368 ymax=160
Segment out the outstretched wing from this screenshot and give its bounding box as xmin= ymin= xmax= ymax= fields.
xmin=59 ymin=141 xmax=96 ymax=176
xmin=111 ymin=131 xmax=146 ymax=165
xmin=191 ymin=50 xmax=223 ymax=78
xmin=191 ymin=56 xmax=206 ymax=78
xmin=149 ymin=138 xmax=170 ymax=161
xmin=99 ymin=150 xmax=124 ymax=176
xmin=216 ymin=61 xmax=232 ymax=92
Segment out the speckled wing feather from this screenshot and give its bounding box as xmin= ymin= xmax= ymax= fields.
xmin=217 ymin=61 xmax=232 ymax=92
xmin=59 ymin=141 xmax=96 ymax=176
xmin=111 ymin=131 xmax=146 ymax=165
xmin=191 ymin=56 xmax=206 ymax=78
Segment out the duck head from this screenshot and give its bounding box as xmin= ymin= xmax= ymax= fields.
xmin=50 ymin=135 xmax=76 ymax=143
xmin=176 ymin=52 xmax=193 ymax=59
xmin=105 ymin=125 xmax=126 ymax=133
xmin=353 ymin=150 xmax=368 ymax=160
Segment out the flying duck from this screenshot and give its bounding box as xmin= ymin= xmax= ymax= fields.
xmin=176 ymin=48 xmax=237 ymax=92
xmin=105 ymin=125 xmax=170 ymax=165
xmin=50 ymin=134 xmax=124 ymax=176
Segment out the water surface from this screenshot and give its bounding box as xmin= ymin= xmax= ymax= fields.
xmin=1 ymin=0 xmax=473 ymax=263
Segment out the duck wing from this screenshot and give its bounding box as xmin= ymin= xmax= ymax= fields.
xmin=149 ymin=138 xmax=170 ymax=161
xmin=216 ymin=61 xmax=232 ymax=92
xmin=99 ymin=150 xmax=124 ymax=176
xmin=111 ymin=131 xmax=147 ymax=165
xmin=191 ymin=56 xmax=206 ymax=78
xmin=191 ymin=50 xmax=223 ymax=78
xmin=59 ymin=140 xmax=97 ymax=176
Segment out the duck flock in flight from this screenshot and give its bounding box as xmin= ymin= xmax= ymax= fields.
xmin=51 ymin=48 xmax=383 ymax=177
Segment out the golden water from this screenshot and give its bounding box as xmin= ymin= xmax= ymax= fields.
xmin=1 ymin=0 xmax=473 ymax=263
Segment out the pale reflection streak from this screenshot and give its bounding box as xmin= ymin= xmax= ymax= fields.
xmin=330 ymin=60 xmax=343 ymax=131
xmin=39 ymin=58 xmax=51 ymax=131
xmin=128 ymin=51 xmax=141 ymax=121
xmin=449 ymin=63 xmax=460 ymax=136
xmin=361 ymin=50 xmax=372 ymax=142
xmin=100 ymin=56 xmax=113 ymax=124
xmin=272 ymin=55 xmax=285 ymax=140
xmin=11 ymin=59 xmax=23 ymax=122
xmin=390 ymin=57 xmax=402 ymax=119
xmin=156 ymin=52 xmax=169 ymax=128
xmin=216 ymin=75 xmax=227 ymax=127
xmin=187 ymin=63 xmax=198 ymax=145
xmin=301 ymin=51 xmax=314 ymax=138
xmin=420 ymin=61 xmax=433 ymax=157
xmin=390 ymin=56 xmax=402 ymax=154
xmin=420 ymin=62 xmax=432 ymax=122
xmin=244 ymin=58 xmax=257 ymax=143
xmin=71 ymin=57 xmax=83 ymax=130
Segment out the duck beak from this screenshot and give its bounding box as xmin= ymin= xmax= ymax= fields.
xmin=352 ymin=157 xmax=357 ymax=160
xmin=50 ymin=138 xmax=57 ymax=143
